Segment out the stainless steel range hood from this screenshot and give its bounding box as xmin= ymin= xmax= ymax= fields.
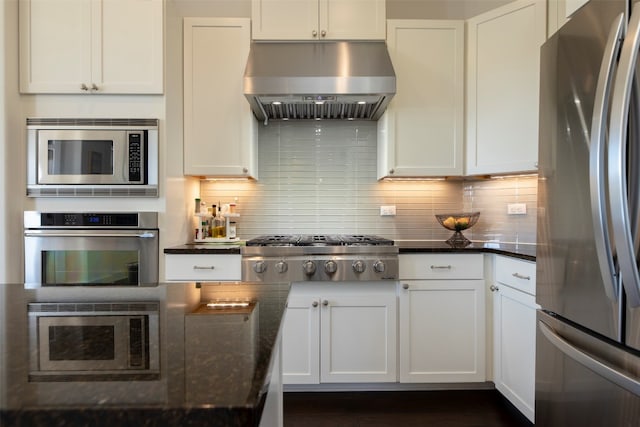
xmin=243 ymin=41 xmax=396 ymax=124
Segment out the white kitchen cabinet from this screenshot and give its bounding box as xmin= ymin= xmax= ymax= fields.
xmin=378 ymin=20 xmax=465 ymax=178
xmin=282 ymin=283 xmax=397 ymax=384
xmin=183 ymin=18 xmax=258 ymax=178
xmin=251 ymin=0 xmax=386 ymax=40
xmin=491 ymin=255 xmax=538 ymax=423
xmin=398 ymin=254 xmax=485 ymax=383
xmin=466 ymin=0 xmax=546 ymax=176
xmin=19 ymin=0 xmax=163 ymax=94
xmin=164 ymin=254 xmax=241 ymax=282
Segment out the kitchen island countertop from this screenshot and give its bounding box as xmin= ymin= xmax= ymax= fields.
xmin=0 ymin=282 xmax=289 ymax=427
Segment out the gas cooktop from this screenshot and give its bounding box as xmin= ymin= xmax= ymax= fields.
xmin=245 ymin=234 xmax=394 ymax=247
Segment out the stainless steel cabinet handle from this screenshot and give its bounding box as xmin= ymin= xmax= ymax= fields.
xmin=322 ymin=300 xmax=329 ymax=306
xmin=193 ymin=266 xmax=215 ymax=270
xmin=589 ymin=13 xmax=624 ymax=303
xmin=490 ymin=285 xmax=499 ymax=292
xmin=402 ymin=283 xmax=409 ymax=290
xmin=539 ymin=320 xmax=640 ymax=396
xmin=312 ymin=301 xmax=319 ymax=307
xmin=512 ymin=272 xmax=531 ymax=280
xmin=430 ymin=265 xmax=452 ymax=270
xmin=608 ymin=6 xmax=640 ymax=307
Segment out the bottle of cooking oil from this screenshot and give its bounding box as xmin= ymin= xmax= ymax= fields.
xmin=213 ymin=205 xmax=226 ymax=238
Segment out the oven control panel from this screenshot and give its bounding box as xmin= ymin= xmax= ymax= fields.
xmin=39 ymin=213 xmax=140 ymax=227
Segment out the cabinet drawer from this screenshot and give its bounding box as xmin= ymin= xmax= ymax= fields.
xmin=165 ymin=254 xmax=241 ymax=282
xmin=495 ymin=255 xmax=536 ymax=295
xmin=400 ymin=254 xmax=483 ymax=280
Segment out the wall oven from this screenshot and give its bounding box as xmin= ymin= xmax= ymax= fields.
xmin=24 ymin=211 xmax=159 ymax=288
xmin=26 ymin=118 xmax=159 ymax=197
xmin=28 ymin=301 xmax=160 ymax=382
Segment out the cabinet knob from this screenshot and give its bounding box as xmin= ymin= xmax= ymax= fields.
xmin=80 ymin=83 xmax=89 ymax=91
xmin=320 ymin=30 xmax=326 ymax=37
xmin=402 ymin=283 xmax=409 ymax=290
xmin=389 ymin=169 xmax=395 ymax=175
xmin=490 ymin=285 xmax=499 ymax=292
xmin=312 ymin=301 xmax=319 ymax=307
xmin=91 ymin=83 xmax=99 ymax=91
xmin=312 ymin=30 xmax=318 ymax=37
xmin=322 ymin=299 xmax=329 ymax=306
xmin=243 ymin=167 xmax=248 ymax=174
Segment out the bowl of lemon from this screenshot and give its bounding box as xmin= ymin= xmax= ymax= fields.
xmin=435 ymin=212 xmax=480 ymax=247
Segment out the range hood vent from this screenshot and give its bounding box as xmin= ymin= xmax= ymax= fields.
xmin=243 ymin=41 xmax=396 ymax=124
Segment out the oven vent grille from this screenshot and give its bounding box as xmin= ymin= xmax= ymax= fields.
xmin=27 ymin=186 xmax=159 ymax=198
xmin=26 ymin=118 xmax=159 ymax=127
xmin=28 ymin=302 xmax=159 ymax=313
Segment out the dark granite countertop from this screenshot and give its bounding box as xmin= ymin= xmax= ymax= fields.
xmin=0 ymin=282 xmax=289 ymax=427
xmin=164 ymin=240 xmax=536 ymax=261
xmin=395 ymin=240 xmax=536 ymax=261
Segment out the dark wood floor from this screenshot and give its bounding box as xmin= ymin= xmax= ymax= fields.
xmin=283 ymin=390 xmax=533 ymax=427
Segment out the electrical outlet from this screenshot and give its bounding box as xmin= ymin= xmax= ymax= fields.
xmin=380 ymin=205 xmax=396 ymax=216
xmin=507 ymin=203 xmax=527 ymax=215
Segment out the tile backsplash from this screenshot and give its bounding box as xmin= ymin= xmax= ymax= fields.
xmin=200 ymin=121 xmax=537 ymax=244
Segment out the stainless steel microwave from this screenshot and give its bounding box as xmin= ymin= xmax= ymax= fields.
xmin=26 ymin=118 xmax=159 ymax=197
xmin=28 ymin=301 xmax=160 ymax=382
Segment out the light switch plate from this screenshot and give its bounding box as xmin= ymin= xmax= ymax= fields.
xmin=380 ymin=205 xmax=396 ymax=216
xmin=507 ymin=203 xmax=527 ymax=215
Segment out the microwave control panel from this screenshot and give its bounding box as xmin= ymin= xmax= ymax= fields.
xmin=128 ymin=132 xmax=142 ymax=183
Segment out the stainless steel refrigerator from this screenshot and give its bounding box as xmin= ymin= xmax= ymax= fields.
xmin=537 ymin=0 xmax=640 ymax=424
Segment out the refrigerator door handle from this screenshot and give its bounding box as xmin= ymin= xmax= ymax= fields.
xmin=590 ymin=13 xmax=624 ymax=302
xmin=608 ymin=4 xmax=640 ymax=307
xmin=539 ymin=320 xmax=640 ymax=396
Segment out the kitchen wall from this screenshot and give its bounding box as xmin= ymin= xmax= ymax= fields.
xmin=200 ymin=121 xmax=537 ymax=244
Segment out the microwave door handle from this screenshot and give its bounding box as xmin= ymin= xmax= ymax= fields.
xmin=609 ymin=5 xmax=640 ymax=307
xmin=24 ymin=232 xmax=157 ymax=238
xmin=590 ymin=13 xmax=624 ymax=302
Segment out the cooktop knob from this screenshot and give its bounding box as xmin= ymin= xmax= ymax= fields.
xmin=324 ymin=260 xmax=338 ymax=274
xmin=373 ymin=260 xmax=386 ymax=273
xmin=275 ymin=261 xmax=288 ymax=274
xmin=303 ymin=260 xmax=317 ymax=276
xmin=352 ymin=260 xmax=366 ymax=274
xmin=253 ymin=261 xmax=267 ymax=274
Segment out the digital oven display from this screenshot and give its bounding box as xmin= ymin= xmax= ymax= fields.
xmin=40 ymin=213 xmax=139 ymax=227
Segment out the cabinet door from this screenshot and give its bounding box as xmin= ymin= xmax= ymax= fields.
xmin=378 ymin=20 xmax=464 ymax=178
xmin=320 ymin=0 xmax=386 ymax=40
xmin=282 ymin=294 xmax=320 ymax=384
xmin=183 ymin=18 xmax=257 ymax=178
xmin=19 ymin=0 xmax=92 ymax=93
xmin=466 ymin=0 xmax=546 ymax=175
xmin=493 ymin=283 xmax=538 ymax=422
xmin=320 ymin=294 xmax=397 ymax=383
xmin=399 ymin=280 xmax=486 ymax=382
xmin=97 ymin=0 xmax=163 ymax=93
xmin=252 ymin=0 xmax=319 ymax=40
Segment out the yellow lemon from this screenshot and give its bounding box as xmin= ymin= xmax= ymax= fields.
xmin=443 ymin=216 xmax=456 ymax=229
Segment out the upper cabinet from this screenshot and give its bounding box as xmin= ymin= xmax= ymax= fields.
xmin=465 ymin=0 xmax=546 ymax=176
xmin=19 ymin=0 xmax=164 ymax=94
xmin=378 ymin=20 xmax=465 ymax=178
xmin=251 ymin=0 xmax=386 ymax=40
xmin=183 ymin=18 xmax=258 ymax=179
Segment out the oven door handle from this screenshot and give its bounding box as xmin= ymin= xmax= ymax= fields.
xmin=24 ymin=231 xmax=157 ymax=238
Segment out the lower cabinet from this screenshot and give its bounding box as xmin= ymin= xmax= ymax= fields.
xmin=492 ymin=256 xmax=538 ymax=423
xmin=398 ymin=280 xmax=486 ymax=383
xmin=282 ymin=283 xmax=397 ymax=384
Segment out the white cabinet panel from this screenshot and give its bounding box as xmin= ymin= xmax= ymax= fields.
xmin=378 ymin=20 xmax=464 ymax=178
xmin=164 ymin=254 xmax=241 ymax=282
xmin=20 ymin=0 xmax=163 ymax=94
xmin=282 ymin=283 xmax=397 ymax=384
xmin=399 ymin=280 xmax=486 ymax=382
xmin=183 ymin=18 xmax=257 ymax=178
xmin=466 ymin=0 xmax=546 ymax=175
xmin=252 ymin=0 xmax=385 ymax=40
